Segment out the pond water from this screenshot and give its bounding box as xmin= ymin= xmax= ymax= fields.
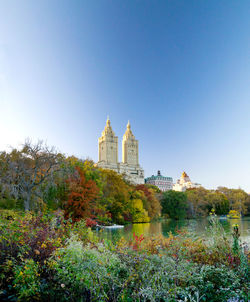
xmin=96 ymin=217 xmax=250 ymax=246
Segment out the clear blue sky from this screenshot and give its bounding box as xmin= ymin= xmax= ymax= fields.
xmin=0 ymin=1 xmax=250 ymax=191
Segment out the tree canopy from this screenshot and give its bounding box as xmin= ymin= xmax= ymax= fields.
xmin=0 ymin=140 xmax=249 ymax=222
xmin=161 ymin=190 xmax=188 ymax=220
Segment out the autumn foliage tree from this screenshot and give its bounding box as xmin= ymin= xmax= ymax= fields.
xmin=64 ymin=166 xmax=99 ymax=222
xmin=99 ymin=169 xmax=131 ymax=224
xmin=217 ymin=187 xmax=249 ymax=215
xmin=186 ymin=187 xmax=210 ymax=217
xmin=135 ymin=184 xmax=161 ymax=219
xmin=0 ymin=140 xmax=62 ymax=211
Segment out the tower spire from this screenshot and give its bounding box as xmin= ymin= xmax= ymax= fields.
xmin=123 ymin=120 xmax=134 ymax=140
xmin=106 ymin=115 xmax=110 ymax=126
xmin=122 ymin=120 xmax=138 ymax=165
xmin=98 ymin=117 xmax=118 ymax=164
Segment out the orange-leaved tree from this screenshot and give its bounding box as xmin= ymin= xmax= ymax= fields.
xmin=64 ymin=166 xmax=99 ymax=222
xmin=135 ymin=184 xmax=162 ymax=219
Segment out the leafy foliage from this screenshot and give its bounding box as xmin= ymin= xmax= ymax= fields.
xmin=64 ymin=166 xmax=99 ymax=222
xmin=13 ymin=258 xmax=41 ymax=301
xmin=218 ymin=187 xmax=249 ymax=215
xmin=186 ymin=187 xmax=250 ymax=218
xmin=1 ymin=140 xmax=249 ymax=223
xmin=0 ymin=140 xmax=63 ymax=211
xmin=161 ymin=190 xmax=188 ymax=219
xmin=0 ymin=210 xmax=249 ymax=301
xmin=0 ymin=140 xmax=249 ymax=301
xmin=135 ymin=184 xmax=161 ymax=220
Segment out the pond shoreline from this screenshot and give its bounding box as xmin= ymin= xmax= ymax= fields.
xmin=96 ymin=217 xmax=250 ymax=245
xmin=1 ymin=211 xmax=249 ymax=301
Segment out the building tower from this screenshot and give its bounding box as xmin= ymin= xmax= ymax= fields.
xmin=173 ymin=171 xmax=201 ymax=192
xmin=97 ymin=118 xmax=144 ymax=184
xmin=122 ymin=121 xmax=139 ymax=166
xmin=145 ymin=170 xmax=173 ymax=191
xmin=98 ymin=117 xmax=118 ymax=165
xmin=180 ymin=171 xmax=191 ymax=184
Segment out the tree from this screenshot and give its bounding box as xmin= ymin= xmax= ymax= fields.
xmin=217 ymin=187 xmax=248 ymax=215
xmin=99 ymin=169 xmax=131 ymax=223
xmin=161 ymin=190 xmax=188 ymax=220
xmin=206 ymin=191 xmax=229 ymax=215
xmin=135 ymin=184 xmax=161 ymax=219
xmin=186 ymin=187 xmax=210 ymax=217
xmin=66 ymin=157 xmax=102 ymax=188
xmin=0 ymin=140 xmax=62 ymax=211
xmin=131 ymin=198 xmax=150 ymax=223
xmin=64 ymin=166 xmax=99 ymax=222
xmin=245 ymin=194 xmax=250 ymax=216
xmin=144 ymin=184 xmax=161 ymax=194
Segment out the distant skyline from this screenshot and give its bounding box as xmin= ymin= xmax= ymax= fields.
xmin=0 ymin=1 xmax=250 ymax=191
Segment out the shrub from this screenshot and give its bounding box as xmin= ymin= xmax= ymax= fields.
xmin=0 ymin=197 xmax=17 ymax=209
xmin=49 ymin=236 xmax=127 ymax=301
xmin=0 ymin=212 xmax=65 ymax=266
xmin=194 ymin=265 xmax=245 ymax=302
xmin=0 ymin=210 xmax=249 ymax=301
xmin=13 ymin=258 xmax=40 ymax=301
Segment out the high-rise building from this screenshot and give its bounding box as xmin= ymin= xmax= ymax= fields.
xmin=145 ymin=170 xmax=173 ymax=191
xmin=98 ymin=118 xmax=119 ymax=172
xmin=97 ymin=118 xmax=144 ymax=184
xmin=122 ymin=121 xmax=139 ymax=166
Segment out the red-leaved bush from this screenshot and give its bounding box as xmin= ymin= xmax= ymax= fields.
xmin=85 ymin=217 xmax=97 ymax=228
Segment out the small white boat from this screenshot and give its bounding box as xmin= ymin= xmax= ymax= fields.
xmin=97 ymin=224 xmax=124 ymax=229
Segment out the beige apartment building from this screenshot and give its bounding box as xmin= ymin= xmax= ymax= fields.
xmin=97 ymin=118 xmax=144 ymax=184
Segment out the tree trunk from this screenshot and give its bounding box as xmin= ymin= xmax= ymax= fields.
xmin=24 ymin=192 xmax=31 ymax=211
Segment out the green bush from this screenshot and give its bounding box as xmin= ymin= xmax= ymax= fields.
xmin=0 ymin=209 xmax=21 ymax=220
xmin=49 ymin=238 xmax=247 ymax=302
xmin=50 ymin=236 xmax=127 ymax=301
xmin=194 ymin=265 xmax=246 ymax=302
xmin=0 ymin=211 xmax=248 ymax=301
xmin=0 ymin=197 xmax=17 ymax=209
xmin=13 ymin=258 xmax=41 ymax=301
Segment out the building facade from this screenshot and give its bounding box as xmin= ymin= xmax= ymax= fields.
xmin=173 ymin=171 xmax=201 ymax=192
xmin=97 ymin=118 xmax=144 ymax=184
xmin=145 ymin=170 xmax=173 ymax=191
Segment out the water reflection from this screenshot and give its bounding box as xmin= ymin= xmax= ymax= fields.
xmin=132 ymin=222 xmax=151 ymax=236
xmin=96 ymin=217 xmax=250 ymax=245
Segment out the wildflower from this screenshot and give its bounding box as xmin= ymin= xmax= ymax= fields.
xmin=61 ymin=283 xmax=65 ymax=288
xmin=232 ymin=224 xmax=239 ymax=228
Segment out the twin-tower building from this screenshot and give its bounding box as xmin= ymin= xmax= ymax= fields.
xmin=97 ymin=118 xmax=144 ymax=184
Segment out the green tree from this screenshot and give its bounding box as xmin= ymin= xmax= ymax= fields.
xmin=161 ymin=190 xmax=188 ymax=220
xmin=217 ymin=187 xmax=248 ymax=215
xmin=99 ymin=169 xmax=131 ymax=224
xmin=186 ymin=187 xmax=210 ymax=217
xmin=131 ymin=198 xmax=150 ymax=223
xmin=206 ymin=191 xmax=229 ymax=215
